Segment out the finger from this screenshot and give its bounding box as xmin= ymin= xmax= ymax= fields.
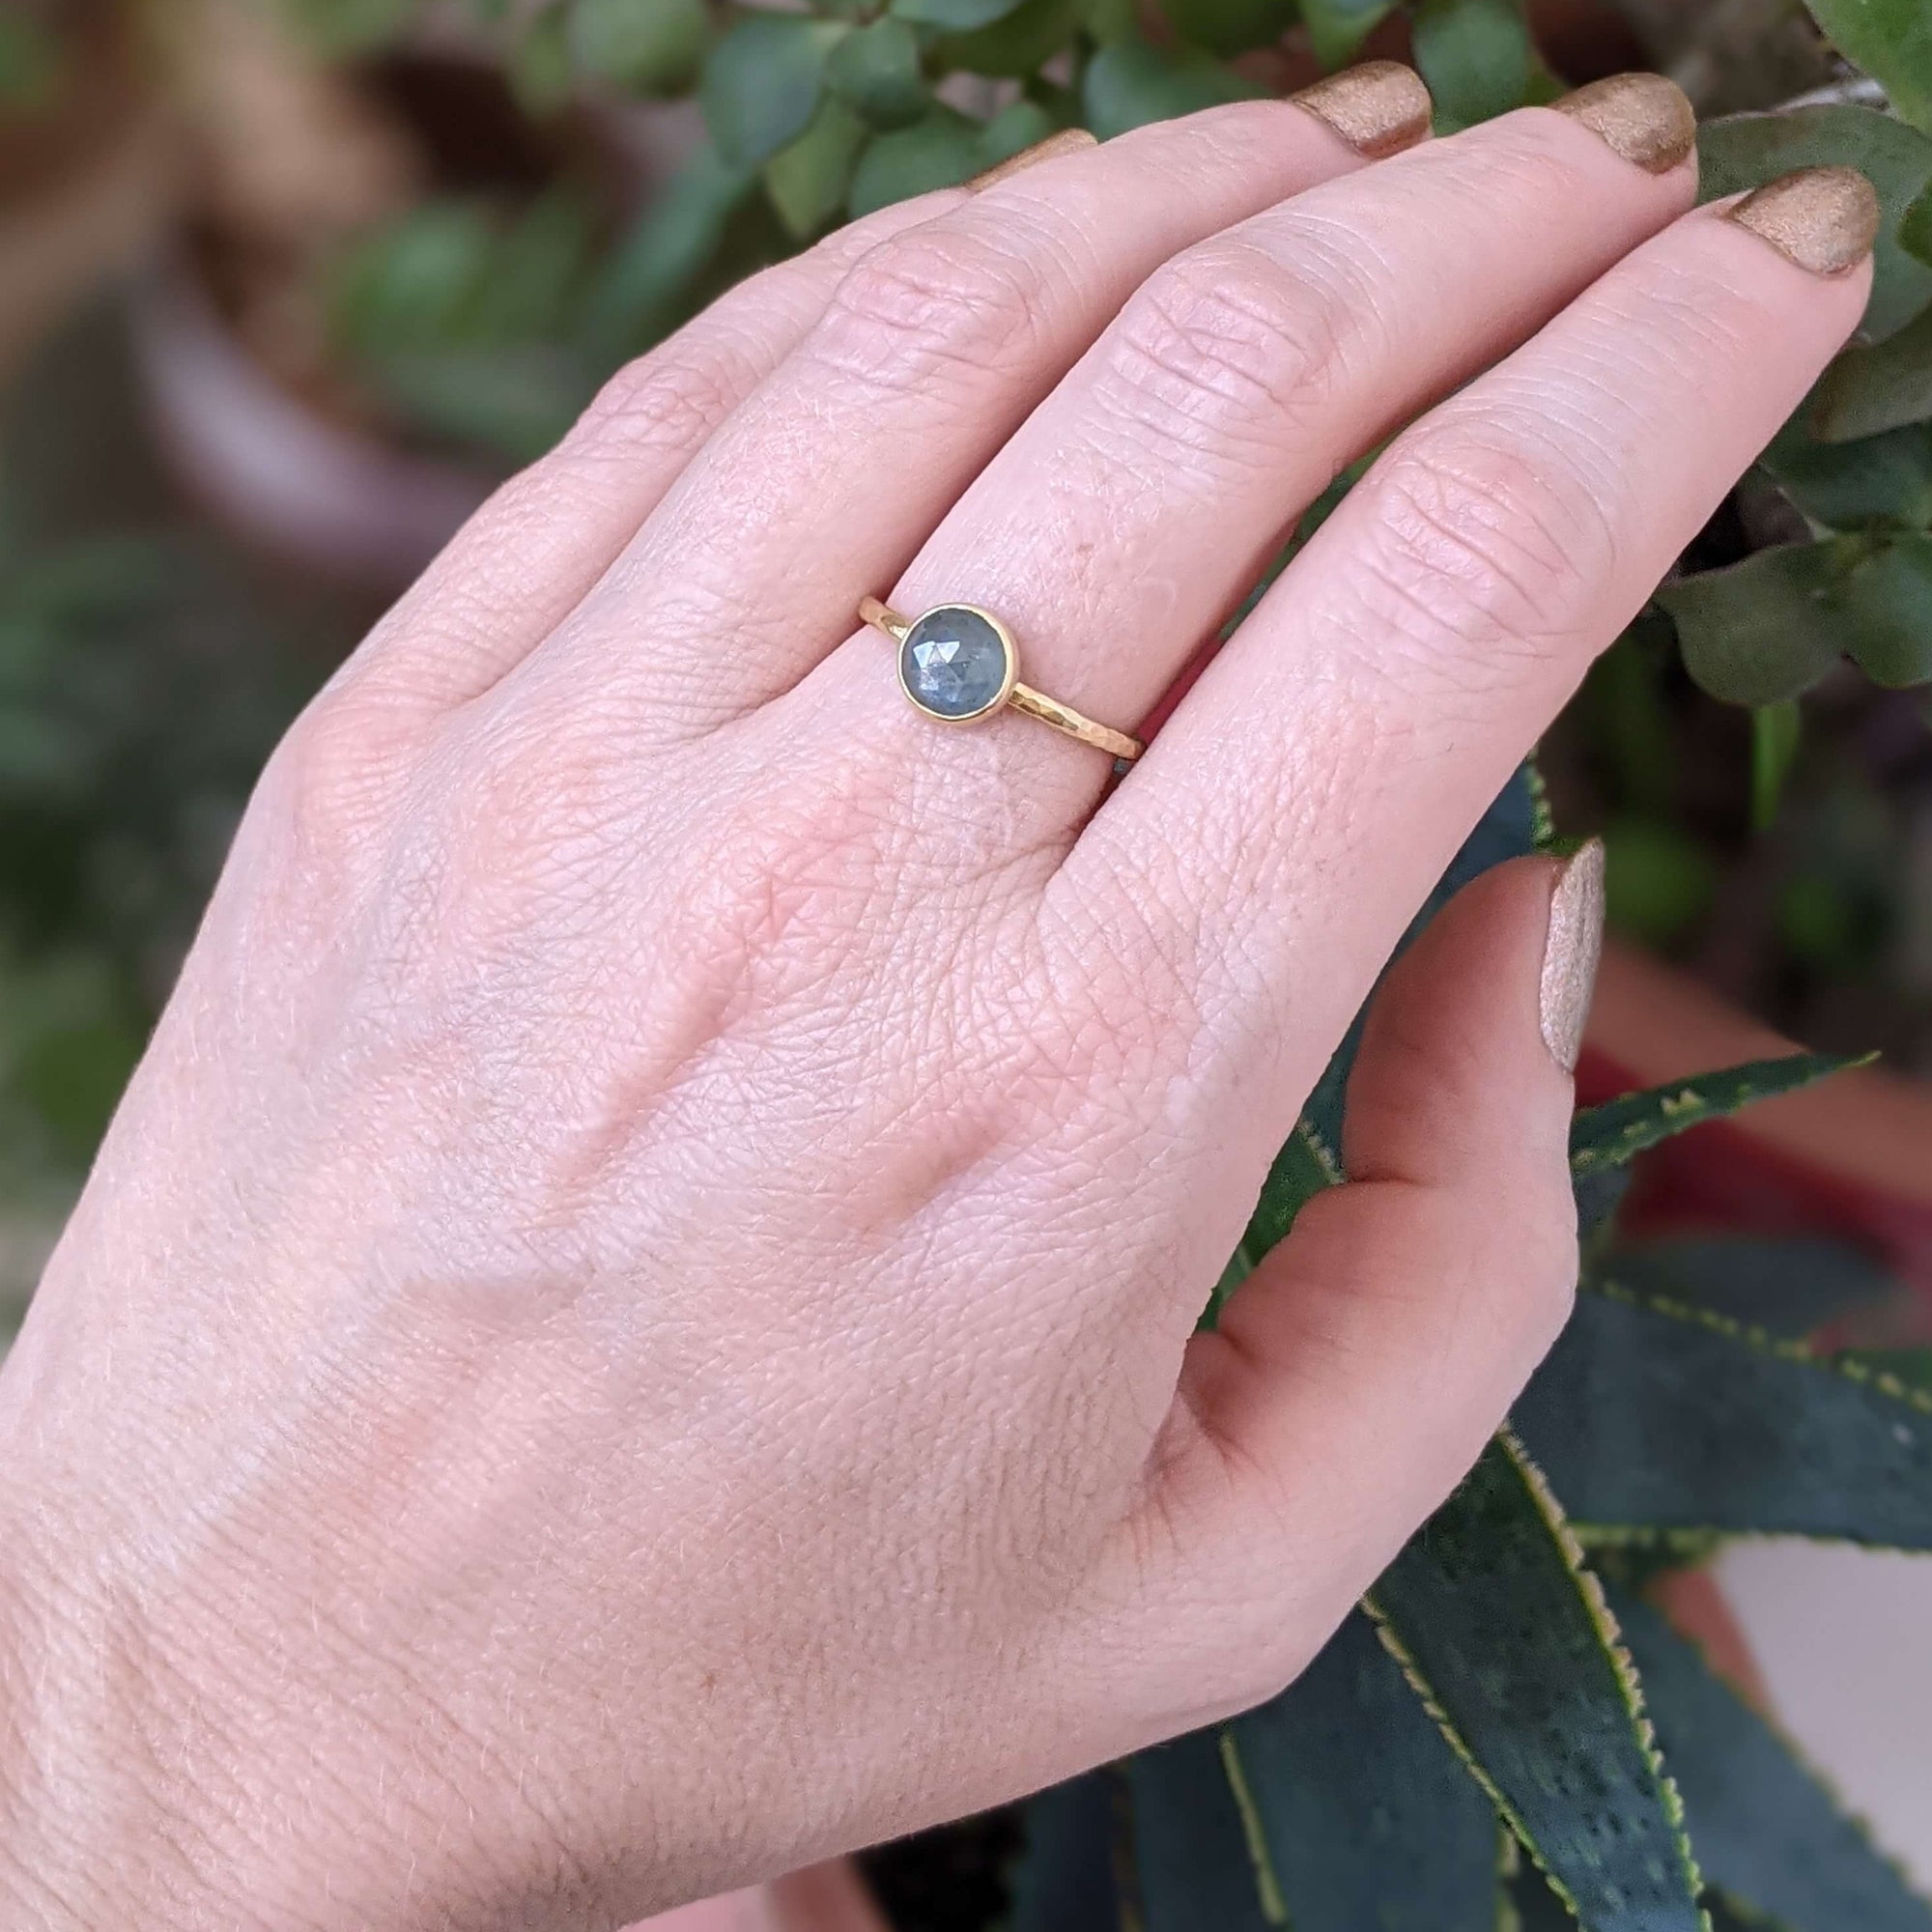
xmin=1063 ymin=168 xmax=1877 ymax=1159
xmin=788 ymin=77 xmax=1697 ymax=838
xmin=509 ymin=72 xmax=1435 ymax=736
xmin=1096 ymin=849 xmax=1598 ymax=1727
xmin=326 ymin=184 xmax=980 ymax=723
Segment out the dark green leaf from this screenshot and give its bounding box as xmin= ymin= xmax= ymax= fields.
xmin=1803 ymin=0 xmax=1932 ymax=134
xmin=1297 ymin=0 xmax=1397 ymax=69
xmin=976 ymin=98 xmax=1064 ymax=167
xmin=1228 ymin=1611 xmax=1501 ymax=1930
xmin=1750 ymin=699 xmax=1801 ymax=830
xmin=1125 ymin=1729 xmax=1285 ymax=1929
xmin=825 ymin=18 xmax=929 ymax=128
xmin=510 ymin=6 xmax=578 ymax=115
xmin=1571 ymin=1051 xmax=1860 ymax=1178
xmin=1838 ymin=529 xmax=1932 ymax=684
xmin=1208 ymin=1123 xmax=1336 ymax=1320
xmin=1608 ymin=1235 xmax=1897 ymax=1339
xmin=365 ymin=345 xmax=592 ymax=462
xmin=892 ymin=0 xmax=1029 ymax=34
xmin=1081 ymin=33 xmax=1248 ymax=139
xmin=1158 ymin=0 xmax=1298 ymax=60
xmin=1903 ymin=182 xmax=1932 ymax=267
xmin=1700 ymin=108 xmax=1932 ymax=342
xmin=1657 ymin=543 xmax=1850 ymax=706
xmin=933 ymin=0 xmax=1079 ymax=80
xmin=1602 ymin=818 xmax=1719 ymax=948
xmin=1515 ymin=1284 xmax=1932 ymax=1548
xmin=1412 ymin=0 xmax=1531 ymax=129
xmin=1839 ymin=1345 xmax=1932 ymax=1393
xmin=847 ymin=107 xmax=982 ymax=216
xmin=701 ymin=13 xmax=850 ymax=168
xmin=764 ymin=99 xmax=870 ymax=238
xmin=1009 ymin=1775 xmax=1122 ymax=1932
xmin=0 ymin=12 xmax=62 ymax=105
xmin=1762 ymin=418 xmax=1932 ymax=531
xmin=1811 ymin=301 xmax=1932 ymax=443
xmin=569 ymin=0 xmax=708 ymax=92
xmin=1610 ymin=1584 xmax=1932 ymax=1931
xmin=1371 ymin=1434 xmax=1704 ymax=1932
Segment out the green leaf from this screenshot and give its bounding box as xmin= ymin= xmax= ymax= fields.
xmin=1297 ymin=0 xmax=1398 ymax=69
xmin=1570 ymin=1051 xmax=1860 ymax=1179
xmin=764 ymin=98 xmax=870 ymax=238
xmin=1081 ymin=33 xmax=1248 ymax=139
xmin=280 ymin=0 xmax=418 ymax=57
xmin=892 ymin=0 xmax=1029 ymax=33
xmin=1411 ymin=0 xmax=1531 ymax=129
xmin=932 ymin=0 xmax=1079 ymax=80
xmin=846 ymin=107 xmax=982 ymax=216
xmin=1370 ymin=1433 xmax=1704 ymax=1932
xmin=700 ymin=13 xmax=850 ymax=168
xmin=825 ymin=18 xmax=929 ymax=128
xmin=1699 ymin=108 xmax=1932 ymax=342
xmin=1124 ymin=1729 xmax=1286 ymax=1928
xmin=1902 ymin=182 xmax=1932 ymax=267
xmin=1761 ymin=418 xmax=1932 ymax=531
xmin=1514 ymin=1283 xmax=1932 ymax=1548
xmin=976 ymin=98 xmax=1064 ymax=167
xmin=1803 ymin=0 xmax=1932 ymax=135
xmin=363 ymin=345 xmax=591 ymax=462
xmin=510 ymin=6 xmax=577 ymax=116
xmin=569 ymin=0 xmax=708 ymax=93
xmin=1009 ymin=1775 xmax=1122 ymax=1932
xmin=1657 ymin=542 xmax=1850 ymax=707
xmin=1838 ymin=529 xmax=1932 ymax=683
xmin=1811 ymin=301 xmax=1932 ymax=443
xmin=1610 ymin=1584 xmax=1932 ymax=1931
xmin=1750 ymin=699 xmax=1801 ymax=831
xmin=1607 ymin=1235 xmax=1897 ymax=1339
xmin=0 ymin=12 xmax=62 ymax=105
xmin=1208 ymin=1122 xmax=1338 ymax=1319
xmin=1227 ymin=1611 xmax=1501 ymax=1930
xmin=1158 ymin=0 xmax=1298 ymax=60
xmin=1602 ymin=818 xmax=1719 ymax=949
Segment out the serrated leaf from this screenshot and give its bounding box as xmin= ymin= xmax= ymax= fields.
xmin=1370 ymin=1433 xmax=1704 ymax=1932
xmin=892 ymin=0 xmax=1030 ymax=33
xmin=1158 ymin=0 xmax=1298 ymax=59
xmin=569 ymin=0 xmax=707 ymax=93
xmin=1009 ymin=1774 xmax=1122 ymax=1932
xmin=1514 ymin=1284 xmax=1932 ymax=1548
xmin=1208 ymin=1122 xmax=1336 ymax=1320
xmin=1081 ymin=33 xmax=1248 ymax=138
xmin=932 ymin=0 xmax=1079 ymax=80
xmin=1699 ymin=108 xmax=1932 ymax=342
xmin=1812 ymin=301 xmax=1932 ymax=443
xmin=1412 ymin=0 xmax=1531 ymax=129
xmin=846 ymin=107 xmax=982 ymax=216
xmin=1226 ymin=1610 xmax=1499 ymax=1930
xmin=1298 ymin=0 xmax=1397 ymax=69
xmin=1124 ymin=1729 xmax=1285 ymax=1928
xmin=825 ymin=18 xmax=929 ymax=128
xmin=701 ymin=13 xmax=850 ymax=168
xmin=1570 ymin=1051 xmax=1861 ymax=1176
xmin=763 ymin=98 xmax=870 ymax=239
xmin=1610 ymin=1584 xmax=1932 ymax=1931
xmin=1803 ymin=0 xmax=1932 ymax=134
xmin=1607 ymin=1236 xmax=1897 ymax=1339
xmin=1761 ymin=418 xmax=1932 ymax=532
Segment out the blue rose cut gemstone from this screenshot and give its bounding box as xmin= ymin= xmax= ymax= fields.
xmin=899 ymin=606 xmax=1011 ymax=721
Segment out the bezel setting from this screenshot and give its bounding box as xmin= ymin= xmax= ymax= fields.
xmin=895 ymin=603 xmax=1019 ymax=725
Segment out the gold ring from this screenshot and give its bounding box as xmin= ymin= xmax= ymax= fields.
xmin=860 ymin=598 xmax=1143 ymax=764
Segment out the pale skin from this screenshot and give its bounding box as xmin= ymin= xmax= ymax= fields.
xmin=0 ymin=73 xmax=1872 ymax=1930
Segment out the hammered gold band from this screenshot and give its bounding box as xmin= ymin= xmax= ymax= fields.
xmin=861 ymin=598 xmax=1143 ymax=763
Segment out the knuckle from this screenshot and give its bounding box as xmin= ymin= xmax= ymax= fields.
xmin=1349 ymin=423 xmax=1614 ymax=684
xmin=1100 ymin=241 xmax=1355 ymax=459
xmin=564 ymin=341 xmax=750 ymax=464
xmin=814 ymin=219 xmax=1055 ymax=394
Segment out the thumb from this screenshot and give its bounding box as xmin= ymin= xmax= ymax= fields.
xmin=1115 ymin=842 xmax=1603 ymax=1725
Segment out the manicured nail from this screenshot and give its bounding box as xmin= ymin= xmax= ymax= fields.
xmin=1290 ymin=60 xmax=1433 ymax=160
xmin=968 ymin=127 xmax=1098 ymax=191
xmin=1539 ymin=839 xmax=1605 ymax=1075
xmin=1728 ymin=165 xmax=1881 ymax=275
xmin=1551 ymin=72 xmax=1695 ymax=174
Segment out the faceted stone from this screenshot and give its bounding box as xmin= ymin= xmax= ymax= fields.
xmin=899 ymin=606 xmax=1010 ymax=721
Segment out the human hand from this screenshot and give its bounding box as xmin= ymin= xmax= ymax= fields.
xmin=0 ymin=68 xmax=1874 ymax=1930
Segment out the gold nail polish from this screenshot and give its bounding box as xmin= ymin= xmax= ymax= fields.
xmin=1550 ymin=72 xmax=1695 ymax=175
xmin=1290 ymin=60 xmax=1434 ymax=161
xmin=968 ymin=128 xmax=1098 ymax=191
xmin=1539 ymin=839 xmax=1605 ymax=1075
xmin=1728 ymin=165 xmax=1881 ymax=276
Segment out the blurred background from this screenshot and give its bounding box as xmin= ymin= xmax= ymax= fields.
xmin=1 ymin=0 xmax=1930 ymax=1896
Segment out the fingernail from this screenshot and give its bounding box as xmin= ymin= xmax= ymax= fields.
xmin=968 ymin=127 xmax=1098 ymax=191
xmin=1290 ymin=60 xmax=1433 ymax=160
xmin=1728 ymin=165 xmax=1881 ymax=275
xmin=1539 ymin=839 xmax=1605 ymax=1075
xmin=1550 ymin=72 xmax=1695 ymax=174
